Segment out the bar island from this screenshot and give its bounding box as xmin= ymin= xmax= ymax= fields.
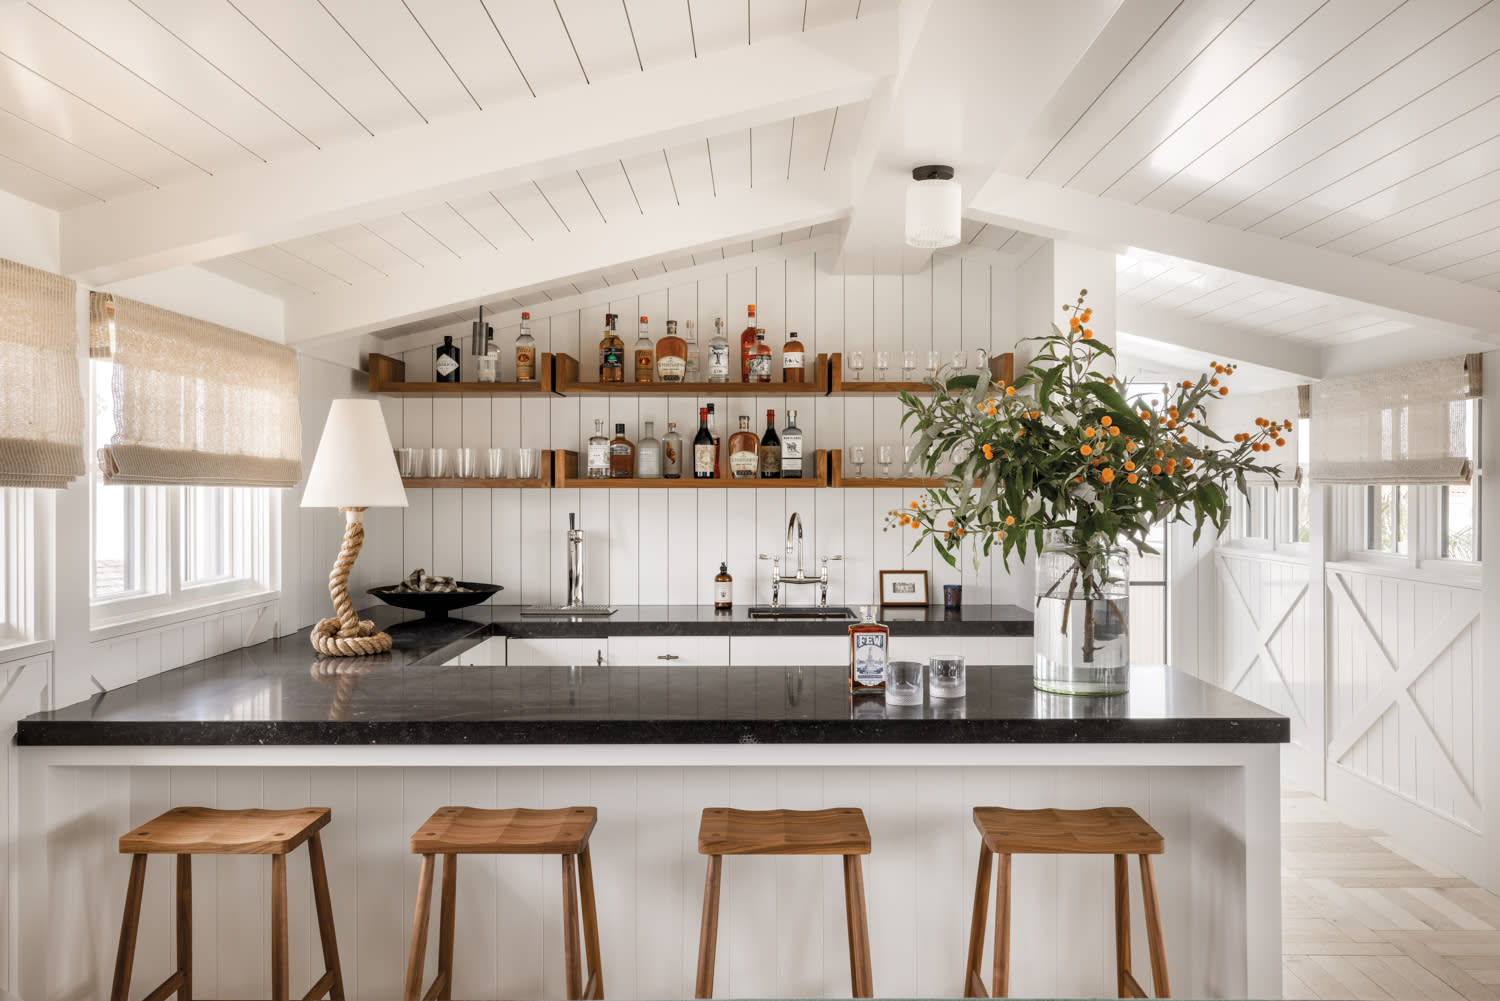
xmin=16 ymin=609 xmax=1287 ymax=1001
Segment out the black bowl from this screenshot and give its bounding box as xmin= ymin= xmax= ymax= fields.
xmin=367 ymin=581 xmax=502 ymax=619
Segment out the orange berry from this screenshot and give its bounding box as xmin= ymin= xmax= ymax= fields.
xmin=1101 ymin=416 xmax=1113 ymax=427
xmin=1100 ymin=468 xmax=1115 ymax=484
xmin=1276 ymin=438 xmax=1286 ymax=447
xmin=1181 ymin=380 xmax=1193 ymax=389
xmin=1080 ymin=444 xmax=1093 ymax=457
xmin=1108 ymin=426 xmax=1120 ymax=437
xmin=909 ymin=501 xmax=918 ymax=509
xmin=1210 ymin=377 xmax=1219 ymax=387
xmin=1082 ymin=329 xmax=1093 ymax=340
xmin=1179 ymin=435 xmax=1189 ymax=444
xmin=1124 ymin=461 xmax=1136 ymax=471
xmin=1127 ymin=473 xmax=1138 ymax=484
xmin=1219 ymin=386 xmax=1229 ymax=395
xmin=1182 ymin=459 xmax=1193 ymax=470
xmin=1005 ymin=515 xmax=1015 ymax=526
xmin=1005 ymin=386 xmax=1016 ymax=396
xmin=947 ymin=520 xmax=955 ymax=528
xmin=1084 ymin=427 xmax=1096 ymax=438
xmin=1150 ymin=464 xmax=1162 ymax=475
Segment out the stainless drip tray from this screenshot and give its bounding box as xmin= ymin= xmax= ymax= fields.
xmin=748 ymin=605 xmax=857 ymax=620
xmin=521 ymin=605 xmax=618 ymax=616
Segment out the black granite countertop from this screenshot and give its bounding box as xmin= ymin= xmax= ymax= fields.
xmin=470 ymin=602 xmax=1034 ymax=637
xmin=17 ymin=608 xmax=1287 ymax=747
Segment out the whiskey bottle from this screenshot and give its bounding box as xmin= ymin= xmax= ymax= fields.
xmin=515 ymin=311 xmax=537 ymax=382
xmin=728 ymin=415 xmax=759 ymax=479
xmin=608 ymin=423 xmax=635 ymax=478
xmin=656 ymin=319 xmax=687 ymax=382
xmin=662 ymin=421 xmax=683 ymax=478
xmin=707 ymin=402 xmax=722 ymax=478
xmin=683 ymin=321 xmax=700 ymax=381
xmin=759 ymin=409 xmax=781 ymax=478
xmin=638 ymin=420 xmax=662 ymax=478
xmin=714 ymin=562 xmax=733 ymax=610
xmin=782 ymin=331 xmax=805 ymax=383
xmin=692 ymin=407 xmax=715 ymax=479
xmin=749 ymin=331 xmax=772 ymax=383
xmin=634 ymin=316 xmax=654 ymax=382
xmin=599 ymin=313 xmax=624 ymax=382
xmin=435 ymin=335 xmax=460 ymax=382
xmin=848 ymin=606 xmax=889 ymax=694
xmin=739 ymin=304 xmax=758 ymax=382
xmin=586 ymin=418 xmax=610 ymax=479
xmin=707 ymin=318 xmax=730 ymax=383
xmin=781 ymin=409 xmax=804 ymax=479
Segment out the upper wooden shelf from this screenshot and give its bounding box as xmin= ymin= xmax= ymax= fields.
xmin=369 ymin=352 xmax=557 ymax=396
xmin=553 ymin=449 xmax=830 ymax=488
xmin=827 ymin=449 xmax=945 ymax=489
xmin=553 ymin=353 xmax=830 ymax=395
xmin=827 ymin=352 xmax=1014 ymax=395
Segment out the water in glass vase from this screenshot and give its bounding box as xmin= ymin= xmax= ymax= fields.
xmin=1033 ymin=534 xmax=1130 ymax=695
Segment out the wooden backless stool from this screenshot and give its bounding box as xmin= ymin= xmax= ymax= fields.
xmin=964 ymin=806 xmax=1168 ymax=999
xmin=694 ymin=807 xmax=873 ymax=999
xmin=111 ymin=806 xmax=344 ymax=1001
xmin=405 ymin=806 xmax=603 ymax=1001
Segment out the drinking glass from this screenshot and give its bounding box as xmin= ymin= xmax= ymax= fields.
xmin=848 ymin=350 xmax=865 ymax=382
xmin=475 ymin=354 xmax=498 ymax=383
xmin=951 ymin=350 xmax=967 ymax=372
xmin=925 ymin=350 xmax=940 ymax=377
xmin=454 ymin=447 xmax=480 ymax=478
xmin=485 ymin=448 xmax=507 ymax=479
xmin=929 ymin=654 xmax=966 ymax=699
xmin=875 ymin=351 xmax=890 ymax=381
xmin=408 ymin=449 xmax=428 ymax=478
xmin=974 ymin=348 xmax=989 ymax=378
xmin=394 ymin=448 xmax=417 ymax=478
xmin=901 ymin=350 xmax=916 ymax=380
xmin=850 ymin=444 xmax=866 ymax=478
xmin=877 ymin=444 xmax=893 ymax=478
xmin=516 ymin=448 xmax=540 ymax=479
xmin=885 ymin=661 xmax=923 ymax=706
xmin=426 ymin=447 xmax=449 ymax=479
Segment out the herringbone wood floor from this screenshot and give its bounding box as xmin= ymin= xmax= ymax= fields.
xmin=1283 ymin=787 xmax=1500 ymax=1000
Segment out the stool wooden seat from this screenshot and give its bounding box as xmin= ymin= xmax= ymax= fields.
xmin=694 ymin=808 xmax=873 ymax=999
xmin=111 ymin=807 xmax=344 ymax=1001
xmin=964 ymin=806 xmax=1169 ymax=999
xmin=405 ymin=806 xmax=602 ymax=1001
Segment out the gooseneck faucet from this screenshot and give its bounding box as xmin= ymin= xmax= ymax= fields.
xmin=759 ymin=511 xmax=841 ymax=607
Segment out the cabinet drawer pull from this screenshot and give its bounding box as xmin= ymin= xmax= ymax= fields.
xmin=596 ymin=649 xmax=604 ymax=666
xmin=657 ymin=653 xmax=680 ymax=661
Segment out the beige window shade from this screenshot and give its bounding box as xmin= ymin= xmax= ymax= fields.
xmin=1309 ymin=355 xmax=1480 ymax=485
xmin=89 ymin=292 xmax=302 ymax=487
xmin=0 ymin=257 xmax=85 ymax=489
xmin=1206 ymin=385 xmax=1305 ymax=485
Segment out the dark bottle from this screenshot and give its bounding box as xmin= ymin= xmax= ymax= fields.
xmin=435 ymin=335 xmax=461 ymax=382
xmin=714 ymin=563 xmax=733 ymax=610
xmin=759 ymin=409 xmax=781 ymax=478
xmin=693 ymin=407 xmax=715 ymax=479
xmin=706 ymin=402 xmax=722 ymax=478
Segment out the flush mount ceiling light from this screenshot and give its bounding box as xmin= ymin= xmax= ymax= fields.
xmin=905 ymin=165 xmax=961 ymax=248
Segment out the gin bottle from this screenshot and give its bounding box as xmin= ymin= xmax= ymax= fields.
xmin=638 ymin=420 xmax=662 ymax=478
xmin=586 ymin=419 xmax=609 ymax=479
xmin=707 ymin=318 xmax=730 ymax=383
xmin=781 ymin=410 xmax=804 ymax=479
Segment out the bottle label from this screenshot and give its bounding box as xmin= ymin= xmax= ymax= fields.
xmin=587 ymin=442 xmax=609 ymax=472
xmin=707 ymin=344 xmax=730 ymax=379
xmin=759 ymin=446 xmax=780 ymax=474
xmin=749 ymin=354 xmax=771 ymax=379
xmin=783 ymin=437 xmax=802 ymax=459
xmin=658 ymin=356 xmax=686 ymax=381
xmin=516 ymin=348 xmax=535 ymax=381
xmin=435 ymin=353 xmax=459 ymax=378
xmin=602 ymin=347 xmax=623 ymax=369
xmin=851 ymin=631 xmax=887 ymax=687
xmin=638 ymin=450 xmax=660 ymax=477
xmin=714 ymin=580 xmax=732 ymax=605
xmin=635 ymin=352 xmax=654 ymax=381
xmin=783 ymin=351 xmax=804 ymax=369
xmin=662 ymin=440 xmax=679 ymax=473
xmin=730 ymin=450 xmax=757 ymax=476
xmin=694 ymin=444 xmax=716 ymax=475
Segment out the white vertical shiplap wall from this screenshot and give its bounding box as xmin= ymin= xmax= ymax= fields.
xmin=382 ymin=252 xmax=1034 ymax=610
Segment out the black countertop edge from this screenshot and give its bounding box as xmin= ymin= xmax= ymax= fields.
xmin=463 ymin=603 xmax=1034 ymax=638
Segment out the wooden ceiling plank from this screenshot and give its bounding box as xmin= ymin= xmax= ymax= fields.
xmin=1383 ymin=220 xmax=1500 ymax=277
xmin=620 ymin=149 xmax=679 ymax=212
xmin=535 ymin=171 xmax=608 ymax=233
xmin=622 ymin=0 xmax=695 ymax=70
xmin=493 ymin=182 xmax=570 ymax=242
xmin=1431 ymin=248 xmax=1500 ymax=285
xmin=787 ymin=107 xmax=837 ymax=181
xmin=578 ymin=161 xmax=643 ymax=224
xmin=1118 ymin=300 xmax=1323 ymax=378
xmin=273 ymin=235 xmax=375 ymax=285
xmin=363 ymin=212 xmax=458 ymax=266
xmin=820 ymin=99 xmax=868 ymax=175
xmin=444 ymin=191 xmax=532 ymax=250
xmin=321 ymin=224 xmax=425 ymax=276
xmin=404 ymin=202 xmax=500 ymax=258
xmin=478 ymin=0 xmax=587 ymax=95
xmin=750 ymin=117 xmax=795 ymax=188
xmin=803 ymin=0 xmax=860 ymax=30
xmin=0 ymin=152 xmax=98 ymax=209
xmin=0 ymin=111 xmax=141 ymax=202
xmin=236 ymin=244 xmax=340 ymax=292
xmin=200 ymin=255 xmax=314 ymax=299
xmin=751 ymin=0 xmax=806 ymax=43
xmin=689 ymin=0 xmax=749 ymax=54
xmin=1147 ymin=269 xmax=1240 ymax=310
xmin=707 ymin=128 xmax=752 ymax=194
xmin=554 ymin=0 xmax=640 ymax=83
xmin=1326 ymin=174 xmax=1500 ymax=261
xmin=662 ymin=140 xmax=714 ymax=203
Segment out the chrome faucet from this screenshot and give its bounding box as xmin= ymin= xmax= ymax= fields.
xmin=759 ymin=511 xmax=842 ymax=607
xmin=566 ymin=513 xmax=585 ymax=608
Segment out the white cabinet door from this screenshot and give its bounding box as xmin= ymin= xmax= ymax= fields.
xmin=607 ymin=635 xmax=730 ymax=666
xmin=505 ymin=637 xmax=610 ymax=666
xmin=728 ymin=635 xmax=847 ymax=666
xmin=447 ymin=636 xmax=506 ymax=666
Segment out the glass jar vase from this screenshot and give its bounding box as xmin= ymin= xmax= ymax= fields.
xmin=1033 ymin=531 xmax=1130 ymax=695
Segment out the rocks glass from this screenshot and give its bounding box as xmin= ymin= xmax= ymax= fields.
xmin=885 ymin=661 xmax=923 ymax=706
xmin=929 ymin=654 xmax=966 ymax=699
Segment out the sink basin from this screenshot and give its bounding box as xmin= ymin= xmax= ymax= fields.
xmin=747 ymin=605 xmax=857 ymax=620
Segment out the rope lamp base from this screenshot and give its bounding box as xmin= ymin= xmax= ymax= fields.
xmin=311 ymin=507 xmax=393 ymax=657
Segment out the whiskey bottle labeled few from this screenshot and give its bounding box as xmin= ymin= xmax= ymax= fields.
xmin=707 ymin=317 xmax=730 ymax=383
xmin=782 ymin=410 xmax=803 ymax=479
xmin=848 ymin=605 xmax=889 ymax=694
xmin=515 ymin=311 xmax=536 ymax=382
xmin=759 ymin=409 xmax=781 ymax=478
xmin=657 ymin=319 xmax=687 ymax=383
xmin=634 ymin=316 xmax=654 ymax=383
xmin=692 ymin=407 xmax=715 ymax=479
xmin=599 ymin=313 xmax=624 ymax=382
xmin=586 ymin=419 xmax=610 ymax=479
xmin=782 ymin=331 xmax=805 ymax=383
xmin=435 ymin=335 xmax=461 ymax=382
xmin=728 ymin=415 xmax=759 ymax=479
xmin=608 ymin=423 xmax=635 ymax=478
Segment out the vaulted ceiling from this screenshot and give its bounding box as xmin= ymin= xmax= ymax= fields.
xmin=2 ymin=0 xmax=1498 ymax=375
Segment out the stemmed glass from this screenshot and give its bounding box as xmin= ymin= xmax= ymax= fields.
xmin=951 ymin=350 xmax=967 ymax=372
xmin=901 ymin=350 xmax=916 ymax=380
xmin=875 ymin=351 xmax=890 ymax=381
xmin=974 ymin=348 xmax=989 ymax=379
xmin=877 ymin=445 xmax=893 ymax=478
xmin=848 ymin=351 xmax=865 ymax=382
xmin=925 ymin=350 xmax=940 ymax=377
xmin=850 ymin=444 xmax=866 ymax=478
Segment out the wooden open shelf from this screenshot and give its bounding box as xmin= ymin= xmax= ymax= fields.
xmin=553 ymin=449 xmax=829 ymax=488
xmin=369 ymin=352 xmax=557 ymax=396
xmin=828 ymin=352 xmax=1013 ymax=395
xmin=401 ymin=452 xmax=553 ymax=489
xmin=827 ymin=449 xmax=944 ymax=489
xmin=553 ymin=353 xmax=830 ymax=395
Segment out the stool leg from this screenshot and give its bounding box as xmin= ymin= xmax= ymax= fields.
xmin=1138 ymin=856 xmax=1170 ymax=998
xmin=405 ymin=854 xmax=436 ymax=1001
xmin=271 ymin=853 xmax=290 ymax=1001
xmin=964 ymin=844 xmax=993 ymax=997
xmin=694 ymin=855 xmax=723 ymax=999
xmin=561 ymin=854 xmax=584 ymax=1001
xmin=437 ymin=854 xmax=457 ymax=1001
xmin=842 ymin=855 xmax=874 ymax=999
xmin=1113 ymin=854 xmax=1131 ymax=998
xmin=308 ymin=833 xmax=346 ymax=1001
xmin=176 ymin=854 xmax=192 ymax=1001
xmin=992 ymin=853 xmax=1011 ymax=999
xmin=110 ymin=854 xmax=149 ymax=1001
xmin=578 ymin=844 xmax=604 ymax=999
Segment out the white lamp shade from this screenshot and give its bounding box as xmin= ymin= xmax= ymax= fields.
xmin=905 ymin=176 xmax=962 ymax=248
xmin=300 ymin=399 xmax=408 ymax=509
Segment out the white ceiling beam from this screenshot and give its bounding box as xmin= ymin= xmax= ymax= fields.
xmin=1118 ymin=301 xmax=1324 ymax=381
xmin=285 ymin=178 xmax=852 ymax=344
xmin=59 ymin=14 xmax=897 ymax=286
xmin=970 ymin=173 xmax=1500 ymax=341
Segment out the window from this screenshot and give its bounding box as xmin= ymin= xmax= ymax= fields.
xmin=1281 ymin=485 xmax=1310 ymax=545
xmin=1442 ymin=398 xmax=1481 ymax=561
xmin=1366 ymin=485 xmax=1408 ymax=555
xmin=1128 ymin=520 xmax=1167 ymax=665
xmin=1 ymin=487 xmax=35 ymax=644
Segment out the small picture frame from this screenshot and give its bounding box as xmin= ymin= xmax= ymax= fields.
xmin=879 ymin=569 xmax=930 ymax=607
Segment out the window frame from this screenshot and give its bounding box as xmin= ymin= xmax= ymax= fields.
xmin=1 ymin=486 xmax=36 ymax=647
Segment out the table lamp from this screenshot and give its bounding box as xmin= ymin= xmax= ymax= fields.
xmin=301 ymin=399 xmax=408 ymax=656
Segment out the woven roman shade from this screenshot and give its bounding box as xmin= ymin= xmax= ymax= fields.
xmin=0 ymin=257 xmax=85 ymax=488
xmin=1206 ymin=385 xmax=1305 ymax=485
xmin=89 ymin=292 xmax=302 ymax=487
xmin=1309 ymin=355 xmax=1481 ymax=485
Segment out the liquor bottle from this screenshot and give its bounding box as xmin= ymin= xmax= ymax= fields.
xmin=707 ymin=402 xmax=722 ymax=478
xmin=848 ymin=605 xmax=889 ymax=694
xmin=599 ymin=313 xmax=624 ymax=382
xmin=759 ymin=409 xmax=781 ymax=479
xmin=739 ymin=304 xmax=758 ymax=382
xmin=749 ymin=331 xmax=772 ymax=383
xmin=638 ymin=420 xmax=662 ymax=478
xmin=657 ymin=319 xmax=687 ymax=383
xmin=714 ymin=563 xmax=733 ymax=611
xmin=782 ymin=330 xmax=805 ymax=383
xmin=634 ymin=316 xmax=654 ymax=383
xmin=662 ymin=421 xmax=683 ymax=478
xmin=609 ymin=423 xmax=635 ymax=478
xmin=782 ymin=409 xmax=804 ymax=479
xmin=683 ymin=321 xmax=700 ymax=381
xmin=692 ymin=407 xmax=715 ymax=479
xmin=435 ymin=335 xmax=460 ymax=382
xmin=707 ymin=318 xmax=730 ymax=383
xmin=586 ymin=419 xmax=610 ymax=479
xmin=515 ymin=311 xmax=536 ymax=382
xmin=728 ymin=415 xmax=759 ymax=479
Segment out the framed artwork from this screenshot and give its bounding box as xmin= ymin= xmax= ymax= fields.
xmin=879 ymin=569 xmax=930 ymax=607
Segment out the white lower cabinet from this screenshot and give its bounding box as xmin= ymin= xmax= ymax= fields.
xmin=504 ymin=637 xmax=610 ymax=666
xmin=607 ymin=635 xmax=730 ymax=666
xmin=728 ymin=635 xmax=848 ymax=666
xmin=459 ymin=633 xmax=1026 ymax=668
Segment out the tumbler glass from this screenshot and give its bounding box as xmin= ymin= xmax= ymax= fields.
xmin=951 ymin=350 xmax=967 ymax=372
xmin=454 ymin=447 xmax=480 ymax=478
xmin=875 ymin=351 xmax=890 ymax=381
xmin=925 ymin=350 xmax=941 ymax=377
xmin=848 ymin=350 xmax=865 ymax=382
xmin=516 ymin=448 xmax=540 ymax=479
xmin=475 ymin=354 xmax=498 ymax=383
xmin=902 ymin=350 xmax=917 ymax=380
xmin=849 ymin=444 xmax=866 ymax=478
xmin=877 ymin=444 xmax=893 ymax=478
xmin=485 ymin=448 xmax=507 ymax=479
xmin=394 ymin=448 xmax=417 ymax=478
xmin=885 ymin=661 xmax=924 ymax=706
xmin=426 ymin=447 xmax=449 ymax=479
xmin=929 ymin=654 xmax=966 ymax=699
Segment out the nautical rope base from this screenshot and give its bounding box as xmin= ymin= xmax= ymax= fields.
xmin=311 ymin=507 xmax=393 ymax=657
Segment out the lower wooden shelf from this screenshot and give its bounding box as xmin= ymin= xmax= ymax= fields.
xmin=553 ymin=450 xmax=829 ymax=487
xmin=827 ymin=449 xmax=944 ymax=489
xmin=401 ymin=451 xmax=553 ymax=488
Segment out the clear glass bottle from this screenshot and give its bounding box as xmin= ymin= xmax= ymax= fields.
xmin=586 ymin=418 xmax=609 ymax=479
xmin=693 ymin=407 xmax=715 ymax=479
xmin=515 ymin=311 xmax=536 ymax=382
xmin=728 ymin=415 xmax=758 ymax=479
xmin=599 ymin=313 xmax=624 ymax=382
xmin=656 ymin=320 xmax=687 ymax=383
xmin=435 ymin=335 xmax=460 ymax=382
xmin=637 ymin=420 xmax=662 ymax=478
xmin=848 ymin=605 xmax=889 ymax=694
xmin=749 ymin=331 xmax=772 ymax=383
xmin=609 ymin=423 xmax=635 ymax=478
xmin=781 ymin=409 xmax=803 ymax=479
xmin=707 ymin=317 xmax=730 ymax=383
xmin=759 ymin=409 xmax=780 ymax=478
xmin=662 ymin=421 xmax=683 ymax=478
xmin=683 ymin=320 xmax=700 ymax=382
xmin=634 ymin=316 xmax=654 ymax=382
xmin=782 ymin=330 xmax=805 ymax=383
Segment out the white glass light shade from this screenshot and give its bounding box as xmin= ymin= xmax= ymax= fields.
xmin=300 ymin=399 xmax=408 ymax=509
xmin=905 ymin=177 xmax=962 ymax=248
